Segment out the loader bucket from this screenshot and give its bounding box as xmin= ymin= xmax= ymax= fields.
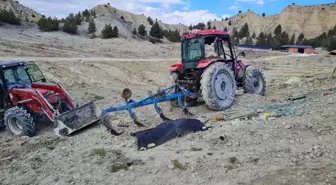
xmin=54 ymin=101 xmax=102 ymax=136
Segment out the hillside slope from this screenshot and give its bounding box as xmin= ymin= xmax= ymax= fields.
xmin=87 ymin=4 xmax=189 ymax=38
xmin=0 ymin=0 xmax=42 ymax=22
xmin=211 ymin=4 xmax=336 ymax=40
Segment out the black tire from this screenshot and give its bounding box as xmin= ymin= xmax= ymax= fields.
xmin=200 ymin=62 xmax=236 ymax=110
xmin=4 ymin=107 xmax=36 ymax=137
xmin=243 ymin=66 xmax=266 ymax=95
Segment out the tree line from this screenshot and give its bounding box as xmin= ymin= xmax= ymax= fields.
xmin=229 ymin=23 xmax=336 ymax=51
xmin=132 ymin=20 xmax=181 ymax=42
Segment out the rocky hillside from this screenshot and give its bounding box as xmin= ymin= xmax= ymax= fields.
xmin=87 ymin=4 xmax=188 ymax=38
xmin=0 ymin=0 xmax=42 ymax=22
xmin=211 ymin=3 xmax=336 ymax=40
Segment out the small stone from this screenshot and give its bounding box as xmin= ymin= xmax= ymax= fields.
xmin=147 ymin=143 xmax=156 ymax=148
xmin=284 ymin=125 xmax=292 ymax=129
xmin=168 ymin=164 xmax=174 ymax=170
xmin=327 ymin=98 xmax=334 ymax=104
xmin=313 ymin=145 xmax=318 ymax=150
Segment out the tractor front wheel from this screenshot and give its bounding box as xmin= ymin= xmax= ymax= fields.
xmin=201 ymin=62 xmax=236 ymax=110
xmin=4 ymin=107 xmax=36 ymax=137
xmin=243 ymin=66 xmax=266 ymax=95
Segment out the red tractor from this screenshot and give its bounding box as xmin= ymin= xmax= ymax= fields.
xmin=169 ymin=30 xmax=266 ymax=110
xmin=0 ymin=61 xmax=101 ymax=137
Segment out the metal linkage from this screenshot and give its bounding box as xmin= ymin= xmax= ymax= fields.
xmin=100 ymin=85 xmax=197 ymax=127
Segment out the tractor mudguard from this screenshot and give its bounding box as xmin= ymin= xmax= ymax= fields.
xmin=169 ymin=63 xmax=184 ymax=72
xmin=196 ymin=59 xmax=217 ymax=69
xmin=54 ymin=101 xmax=101 ymax=136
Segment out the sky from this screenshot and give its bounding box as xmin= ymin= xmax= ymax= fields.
xmin=19 ymin=0 xmax=334 ymax=25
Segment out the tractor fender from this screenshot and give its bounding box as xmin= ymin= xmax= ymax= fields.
xmin=169 ymin=63 xmax=184 ymax=72
xmin=243 ymin=64 xmax=250 ymax=72
xmin=196 ymin=59 xmax=218 ymax=69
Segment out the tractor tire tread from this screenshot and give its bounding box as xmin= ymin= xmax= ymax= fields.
xmin=4 ymin=107 xmax=36 ymax=137
xmin=243 ymin=66 xmax=266 ymax=95
xmin=200 ymin=62 xmax=236 ymax=110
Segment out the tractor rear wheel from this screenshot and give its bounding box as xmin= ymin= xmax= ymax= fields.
xmin=4 ymin=107 xmax=36 ymax=137
xmin=243 ymin=66 xmax=266 ymax=95
xmin=200 ymin=62 xmax=236 ymax=110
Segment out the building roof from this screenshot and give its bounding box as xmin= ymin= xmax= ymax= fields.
xmin=238 ymin=44 xmax=272 ymax=50
xmin=281 ymin=45 xmax=313 ymax=49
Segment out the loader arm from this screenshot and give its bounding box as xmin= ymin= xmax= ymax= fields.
xmin=31 ymin=83 xmax=76 ymax=109
xmin=10 ymin=88 xmax=56 ymax=121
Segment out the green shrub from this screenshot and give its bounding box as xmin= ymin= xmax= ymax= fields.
xmin=37 ymin=17 xmax=59 ymax=31
xmin=0 ymin=9 xmax=20 ymax=25
xmin=101 ymin=24 xmax=118 ymax=39
xmin=62 ymin=13 xmax=78 ymax=34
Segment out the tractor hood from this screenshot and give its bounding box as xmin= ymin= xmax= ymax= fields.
xmin=12 ymin=88 xmax=50 ymax=96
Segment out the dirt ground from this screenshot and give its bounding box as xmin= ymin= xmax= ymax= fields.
xmin=1 ymin=28 xmax=336 ymax=185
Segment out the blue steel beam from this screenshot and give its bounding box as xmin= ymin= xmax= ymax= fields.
xmin=100 ymin=85 xmax=197 ymax=125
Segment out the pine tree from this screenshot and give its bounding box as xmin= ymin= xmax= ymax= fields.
xmin=91 ymin=10 xmax=96 ymax=18
xmin=223 ymin=26 xmax=228 ymax=32
xmin=256 ymin=32 xmax=267 ymax=45
xmin=132 ymin=28 xmax=137 ymax=35
xmin=101 ymin=24 xmax=114 ymax=38
xmin=280 ymin=31 xmax=289 ymax=45
xmin=207 ymin=21 xmax=211 ymax=29
xmin=266 ymin=33 xmax=272 ymax=45
xmin=138 ymin=24 xmax=146 ymax=36
xmin=75 ymin=11 xmax=82 ymax=25
xmin=189 ymin=24 xmax=192 ymax=30
xmin=0 ymin=9 xmax=21 ymax=25
xmin=238 ymin=23 xmax=249 ymax=38
xmin=296 ymin=33 xmax=304 ymax=44
xmin=252 ymin=32 xmax=256 ymax=39
xmin=149 ymin=21 xmax=163 ymax=38
xmin=147 ymin=16 xmax=153 ymax=25
xmin=112 ymin=26 xmax=119 ymax=38
xmin=63 ymin=13 xmax=77 ymax=34
xmin=274 ymin=24 xmax=282 ymax=36
xmin=88 ymin=18 xmax=96 ymax=34
xmin=212 ymin=25 xmax=216 ymax=29
xmin=37 ymin=17 xmax=59 ymax=31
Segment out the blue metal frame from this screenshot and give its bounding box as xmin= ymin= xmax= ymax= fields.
xmin=100 ymin=85 xmax=197 ymax=126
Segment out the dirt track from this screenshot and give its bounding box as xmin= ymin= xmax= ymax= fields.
xmin=1 ymin=49 xmax=336 ymax=185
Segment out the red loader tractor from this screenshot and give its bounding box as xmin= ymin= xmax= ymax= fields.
xmin=0 ymin=61 xmax=101 ymax=137
xmin=169 ymin=30 xmax=266 ymax=110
